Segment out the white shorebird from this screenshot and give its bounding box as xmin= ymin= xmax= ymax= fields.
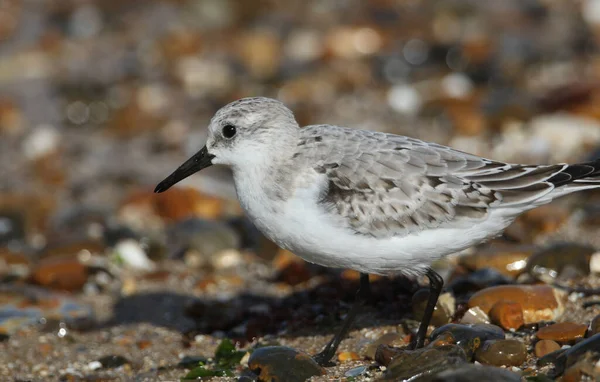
xmin=155 ymin=97 xmax=600 ymax=365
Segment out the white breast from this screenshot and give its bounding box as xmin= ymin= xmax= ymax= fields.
xmin=234 ymin=169 xmax=517 ymax=276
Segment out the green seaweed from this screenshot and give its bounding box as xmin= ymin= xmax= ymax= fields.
xmin=181 ymin=365 xmax=233 ymax=380
xmin=215 ymin=338 xmax=246 ymax=368
xmin=180 ymin=338 xmax=245 ymax=380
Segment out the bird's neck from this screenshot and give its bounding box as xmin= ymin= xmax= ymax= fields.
xmin=232 ymin=153 xmax=298 ymax=211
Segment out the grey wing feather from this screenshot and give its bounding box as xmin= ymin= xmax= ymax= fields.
xmin=296 ymin=125 xmax=573 ymax=238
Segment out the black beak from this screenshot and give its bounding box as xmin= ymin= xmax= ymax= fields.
xmin=154 ymin=146 xmax=215 ymax=193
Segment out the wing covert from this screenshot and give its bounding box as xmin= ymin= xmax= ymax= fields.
xmin=295 ymin=125 xmax=564 ymax=238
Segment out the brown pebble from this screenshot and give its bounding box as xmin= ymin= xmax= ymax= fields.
xmin=276 ymin=261 xmax=312 ymax=286
xmin=238 ymin=31 xmax=281 ymax=79
xmin=489 ymin=300 xmax=524 ymax=330
xmin=459 ymin=244 xmax=534 ymax=277
xmin=144 ymin=270 xmax=171 ymax=281
xmin=444 ymin=100 xmax=486 ymax=136
xmin=272 ymin=249 xmax=298 ymax=271
xmin=590 ymin=314 xmax=600 ymax=336
xmin=462 ymin=37 xmax=493 ymax=64
xmin=17 ymin=296 xmax=60 ymax=310
xmin=160 ymin=29 xmax=203 ymax=60
xmin=412 ymin=289 xmax=453 ymax=327
xmin=38 ymin=343 xmax=53 ymax=356
xmin=534 ymin=339 xmax=561 ymax=357
xmin=118 ymin=187 xmax=227 ymax=226
xmin=339 ymin=269 xmax=382 ymax=283
xmin=474 ymin=339 xmax=527 ymax=367
xmin=374 ymin=344 xmax=403 ymax=366
xmin=41 ymin=241 xmax=105 ymax=259
xmin=537 ymin=82 xmax=595 ymax=113
xmin=195 ymin=275 xmax=244 ymax=292
xmin=0 ymin=98 xmax=25 ymax=135
xmin=0 ymin=193 xmax=56 ymax=241
xmin=194 ymin=277 xmax=217 ymax=291
xmin=562 ymin=352 xmax=596 ymax=382
xmin=536 ymin=322 xmax=587 ymax=343
xmin=0 ymin=248 xmax=30 ymax=268
xmin=136 ymin=340 xmax=152 ymax=350
xmin=31 ymin=151 xmax=66 ymax=188
xmin=31 ymin=257 xmax=87 ymax=291
xmin=468 ymin=285 xmax=564 ymax=324
xmin=362 ymin=332 xmax=404 ymax=359
xmin=115 ymin=335 xmax=134 ymax=346
xmin=338 ymin=351 xmax=360 ymax=362
xmin=525 ymin=242 xmax=595 ymax=281
xmin=517 ymin=205 xmax=570 ymax=238
xmin=107 ymin=100 xmax=164 ymax=138
xmin=248 ymin=346 xmax=325 ymax=380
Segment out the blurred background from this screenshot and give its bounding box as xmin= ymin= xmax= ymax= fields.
xmin=3 ymin=0 xmax=600 ymax=380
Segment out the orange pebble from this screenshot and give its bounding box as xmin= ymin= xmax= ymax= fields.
xmin=489 ymin=300 xmax=524 ymax=330
xmin=468 ymin=285 xmax=564 ymax=324
xmin=338 ymin=351 xmax=360 ymax=362
xmin=534 ymin=339 xmax=560 ymax=357
xmin=536 ymin=322 xmax=587 ymax=343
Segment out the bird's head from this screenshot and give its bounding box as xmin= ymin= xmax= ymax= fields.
xmin=154 ymin=97 xmax=299 ymax=193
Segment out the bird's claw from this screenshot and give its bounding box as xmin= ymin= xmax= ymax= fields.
xmin=313 ymin=350 xmax=335 ymax=367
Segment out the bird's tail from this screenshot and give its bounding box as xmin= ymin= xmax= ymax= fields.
xmin=465 ymin=158 xmax=600 ymax=209
xmin=544 ymin=158 xmax=600 ymax=198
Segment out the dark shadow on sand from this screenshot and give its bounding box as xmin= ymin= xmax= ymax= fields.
xmin=96 ymin=270 xmax=420 ymax=344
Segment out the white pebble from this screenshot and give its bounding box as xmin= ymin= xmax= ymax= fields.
xmin=114 ymin=239 xmax=155 ymax=271
xmin=583 ymin=0 xmax=600 ymax=25
xmin=285 ymin=30 xmax=323 ymax=62
xmin=240 ymin=351 xmax=250 ymax=367
xmin=137 ymin=85 xmax=170 ymax=115
xmin=353 ymin=27 xmax=382 ymax=55
xmin=441 ymin=72 xmax=473 ymax=99
xmin=387 ymin=85 xmax=421 ymax=115
xmin=589 ymin=251 xmax=600 ymax=274
xmin=87 ymin=361 xmax=102 ymax=371
xmin=212 ymin=249 xmax=243 ymax=269
xmin=493 ymin=114 xmax=600 ymax=163
xmin=176 ymin=57 xmax=233 ymax=97
xmin=22 ymin=125 xmax=59 ymax=160
xmin=460 ymin=306 xmax=490 ymax=325
xmin=568 ymin=292 xmax=583 ymax=303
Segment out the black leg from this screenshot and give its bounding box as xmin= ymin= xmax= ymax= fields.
xmin=313 ymin=273 xmax=371 ymax=366
xmin=410 ymin=268 xmax=444 ymax=349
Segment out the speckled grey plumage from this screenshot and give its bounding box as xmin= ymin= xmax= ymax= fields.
xmin=289 ymin=123 xmax=597 ymax=238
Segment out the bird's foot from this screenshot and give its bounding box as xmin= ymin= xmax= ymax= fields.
xmin=313 ymin=348 xmax=336 ymax=367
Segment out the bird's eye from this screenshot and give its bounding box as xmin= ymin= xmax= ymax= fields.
xmin=222 ymin=124 xmax=236 ymax=139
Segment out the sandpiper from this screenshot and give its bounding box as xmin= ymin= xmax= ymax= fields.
xmin=155 ymin=97 xmax=600 ymax=365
